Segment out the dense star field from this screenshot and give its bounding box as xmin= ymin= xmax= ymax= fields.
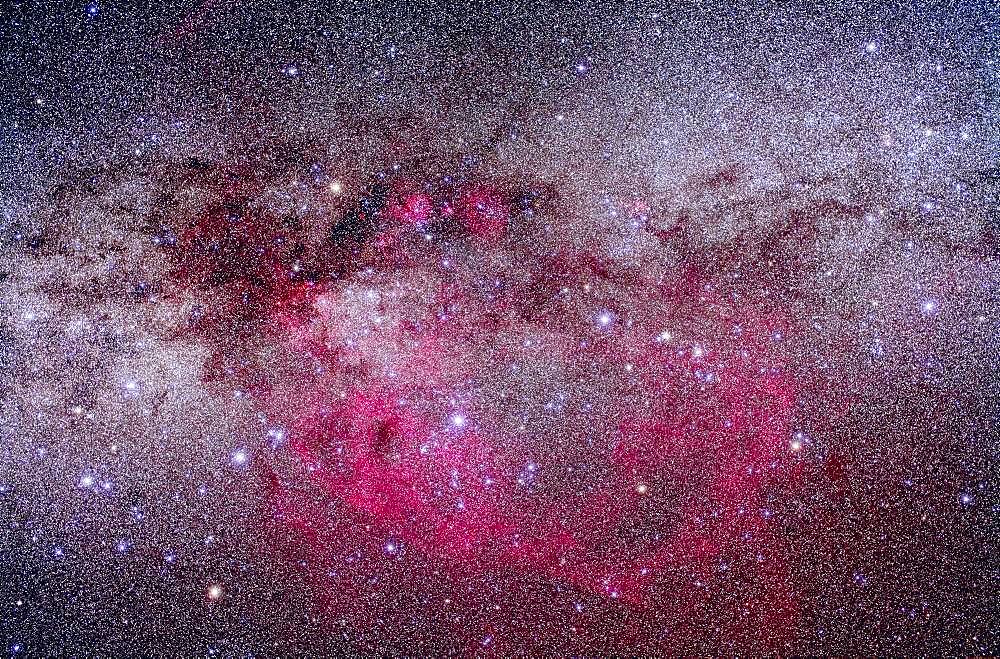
xmin=1 ymin=1 xmax=998 ymax=655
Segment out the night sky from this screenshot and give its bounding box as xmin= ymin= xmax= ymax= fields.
xmin=1 ymin=1 xmax=998 ymax=655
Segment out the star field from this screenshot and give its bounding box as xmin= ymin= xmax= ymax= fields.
xmin=0 ymin=1 xmax=998 ymax=656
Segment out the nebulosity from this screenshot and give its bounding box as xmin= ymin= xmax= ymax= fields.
xmin=143 ymin=156 xmax=805 ymax=653
xmin=1 ymin=2 xmax=998 ymax=656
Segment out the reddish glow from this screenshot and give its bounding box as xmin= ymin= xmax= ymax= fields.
xmin=457 ymin=185 xmax=509 ymax=241
xmin=257 ymin=274 xmax=805 ymax=652
xmin=388 ymin=183 xmax=435 ymax=227
xmin=163 ymin=164 xmax=816 ymax=653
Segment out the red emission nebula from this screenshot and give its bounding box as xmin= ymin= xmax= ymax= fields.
xmin=166 ymin=161 xmax=813 ymax=653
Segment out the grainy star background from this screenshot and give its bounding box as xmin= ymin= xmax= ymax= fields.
xmin=1 ymin=0 xmax=998 ymax=655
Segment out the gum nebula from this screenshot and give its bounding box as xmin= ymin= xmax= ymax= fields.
xmin=1 ymin=3 xmax=997 ymax=656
